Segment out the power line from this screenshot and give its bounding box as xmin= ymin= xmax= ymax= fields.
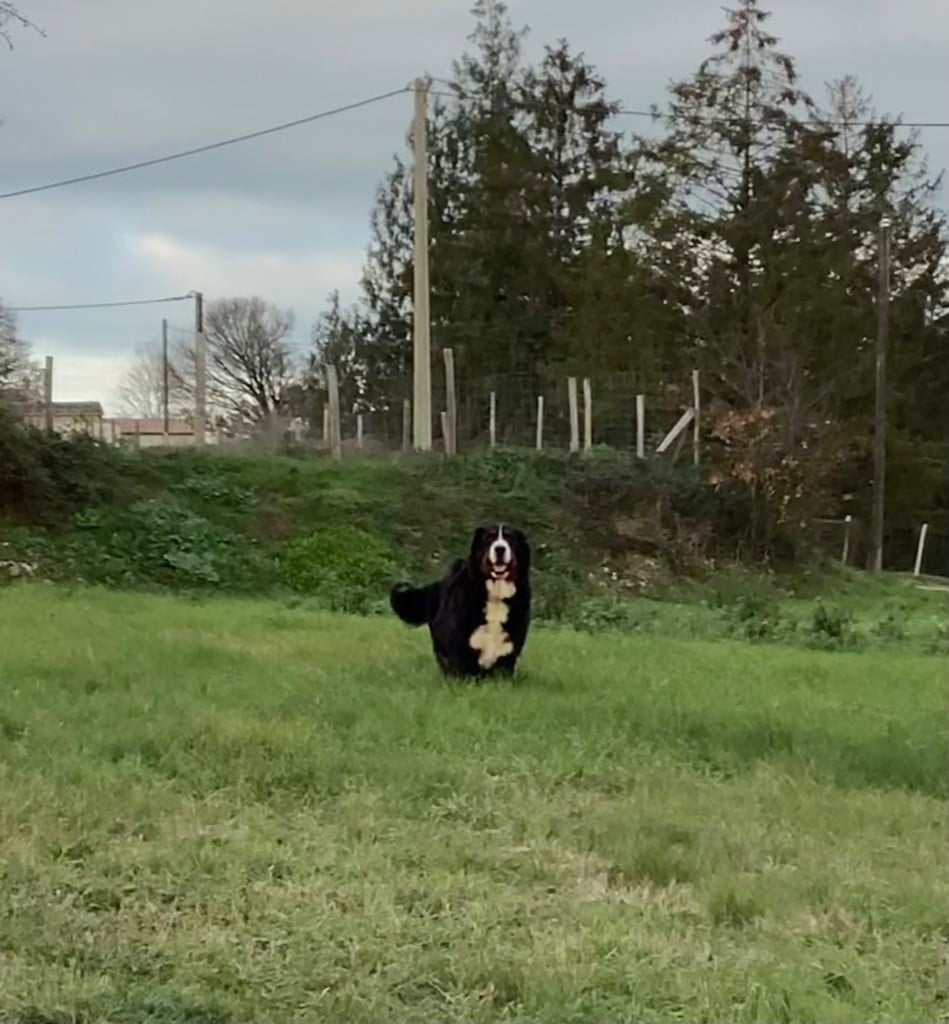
xmin=0 ymin=86 xmax=410 ymax=201
xmin=426 ymin=82 xmax=949 ymax=129
xmin=10 ymin=294 xmax=193 ymax=312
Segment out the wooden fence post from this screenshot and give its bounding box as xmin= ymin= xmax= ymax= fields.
xmin=443 ymin=348 xmax=456 ymax=456
xmin=535 ymin=395 xmax=544 ymax=450
xmin=582 ymin=378 xmax=592 ymax=453
xmin=356 ymin=413 xmax=364 ymax=450
xmin=326 ymin=364 xmax=342 ymax=460
xmin=322 ymin=406 xmax=329 ymax=449
xmin=841 ymin=514 xmax=853 ymax=565
xmin=656 ymin=408 xmax=695 ymax=455
xmin=692 ymin=369 xmax=700 ymax=466
xmin=636 ymin=394 xmax=645 ymax=459
xmin=913 ymin=523 xmax=929 ymax=577
xmin=489 ymin=391 xmax=497 ymax=450
xmin=402 ymin=399 xmax=411 ymax=452
xmin=440 ymin=411 xmax=449 ymax=452
xmin=568 ymin=377 xmax=579 ymax=453
xmin=43 ymin=355 xmax=53 ymax=432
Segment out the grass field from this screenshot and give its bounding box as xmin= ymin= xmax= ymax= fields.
xmin=0 ymin=583 xmax=946 ymax=1023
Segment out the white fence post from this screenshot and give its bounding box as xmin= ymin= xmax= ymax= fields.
xmin=582 ymin=378 xmax=592 ymax=453
xmin=568 ymin=377 xmax=579 ymax=453
xmin=636 ymin=393 xmax=645 ymax=459
xmin=489 ymin=391 xmax=497 ymax=450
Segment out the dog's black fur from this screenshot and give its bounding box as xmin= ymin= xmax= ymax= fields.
xmin=390 ymin=524 xmax=531 ymax=678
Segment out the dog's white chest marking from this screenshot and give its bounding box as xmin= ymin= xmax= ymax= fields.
xmin=469 ymin=578 xmax=516 ymax=669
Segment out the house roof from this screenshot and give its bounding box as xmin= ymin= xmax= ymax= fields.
xmin=52 ymin=401 xmax=104 ymax=416
xmin=111 ymin=417 xmax=194 ymax=435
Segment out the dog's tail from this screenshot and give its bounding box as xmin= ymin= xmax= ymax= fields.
xmin=390 ymin=581 xmax=440 ymax=626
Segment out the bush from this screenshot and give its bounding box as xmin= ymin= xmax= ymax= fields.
xmin=75 ymin=498 xmax=246 ymax=588
xmin=810 ymin=602 xmax=859 ymax=650
xmin=0 ymin=404 xmax=132 ymax=524
xmin=278 ymin=525 xmax=397 ymax=613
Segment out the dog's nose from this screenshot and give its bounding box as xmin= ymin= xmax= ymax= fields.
xmin=492 ymin=544 xmax=507 ymax=560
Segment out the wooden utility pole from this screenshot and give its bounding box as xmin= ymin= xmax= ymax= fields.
xmin=870 ymin=217 xmax=891 ymax=572
xmin=43 ymin=356 xmax=53 ymax=432
xmin=162 ymin=317 xmax=169 ymax=439
xmin=192 ymin=290 xmax=207 ymax=446
xmin=412 ymin=77 xmax=432 ymax=451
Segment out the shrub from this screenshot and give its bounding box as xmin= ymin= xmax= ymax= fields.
xmin=0 ymin=404 xmax=132 ymax=524
xmin=810 ymin=602 xmax=859 ymax=650
xmin=278 ymin=525 xmax=396 ymax=613
xmin=75 ymin=497 xmax=242 ymax=587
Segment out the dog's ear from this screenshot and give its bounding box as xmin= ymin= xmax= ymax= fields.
xmin=509 ymin=528 xmax=530 ymax=572
xmin=469 ymin=525 xmax=488 ymax=560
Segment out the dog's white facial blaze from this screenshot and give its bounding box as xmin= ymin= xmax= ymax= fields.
xmin=488 ymin=524 xmax=513 ymax=579
xmin=469 ymin=577 xmax=516 ymax=668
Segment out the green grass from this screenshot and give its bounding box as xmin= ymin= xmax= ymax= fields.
xmin=0 ymin=584 xmax=946 ymax=1023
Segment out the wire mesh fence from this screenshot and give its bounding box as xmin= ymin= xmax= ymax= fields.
xmin=809 ymin=516 xmax=948 ymax=577
xmin=300 ymin=368 xmax=698 ymax=459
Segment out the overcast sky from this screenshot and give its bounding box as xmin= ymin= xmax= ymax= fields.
xmin=1 ymin=0 xmax=946 ymax=415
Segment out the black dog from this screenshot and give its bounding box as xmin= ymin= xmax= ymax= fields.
xmin=390 ymin=524 xmax=531 ymax=678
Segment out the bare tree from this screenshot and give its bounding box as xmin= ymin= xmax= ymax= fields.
xmin=173 ymin=297 xmax=297 ymax=422
xmin=0 ymin=2 xmax=43 ymax=48
xmin=116 ymin=342 xmax=189 ymax=419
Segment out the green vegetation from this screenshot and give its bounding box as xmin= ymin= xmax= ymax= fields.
xmin=2 ymin=445 xmax=945 ymax=656
xmin=0 ymin=585 xmax=945 ymax=1023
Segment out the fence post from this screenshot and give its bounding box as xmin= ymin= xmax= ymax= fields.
xmin=568 ymin=377 xmax=579 ymax=453
xmin=326 ymin=363 xmax=342 ymax=460
xmin=43 ymin=355 xmax=53 ymax=432
xmin=443 ymin=347 xmax=456 ymax=456
xmin=489 ymin=391 xmax=497 ymax=451
xmin=692 ymin=369 xmax=700 ymax=466
xmin=636 ymin=393 xmax=645 ymax=459
xmin=322 ymin=406 xmax=329 ymax=449
xmin=440 ymin=411 xmax=449 ymax=453
xmin=536 ymin=395 xmax=544 ymax=450
xmin=913 ymin=523 xmax=929 ymax=577
xmin=356 ymin=413 xmax=364 ymax=450
xmin=583 ymin=378 xmax=592 ymax=453
xmin=841 ymin=514 xmax=852 ymax=565
xmin=402 ymin=399 xmax=411 ymax=452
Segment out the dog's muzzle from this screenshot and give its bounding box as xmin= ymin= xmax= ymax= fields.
xmin=488 ymin=539 xmax=513 ymax=579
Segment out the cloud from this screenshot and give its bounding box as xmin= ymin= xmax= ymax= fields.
xmin=40 ymin=351 xmax=128 ymax=416
xmin=127 ymin=232 xmax=364 ymax=310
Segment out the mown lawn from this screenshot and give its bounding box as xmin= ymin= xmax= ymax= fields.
xmin=0 ymin=584 xmax=945 ymax=1023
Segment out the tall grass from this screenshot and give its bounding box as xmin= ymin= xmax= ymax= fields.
xmin=0 ymin=584 xmax=945 ymax=1022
